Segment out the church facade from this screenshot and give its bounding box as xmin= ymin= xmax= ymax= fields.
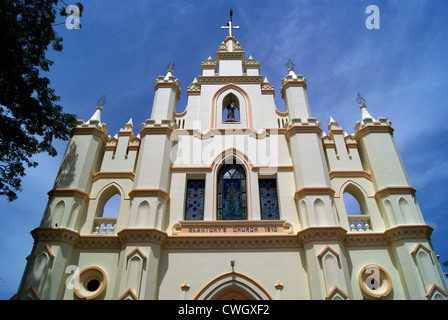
xmin=14 ymin=23 xmax=448 ymax=300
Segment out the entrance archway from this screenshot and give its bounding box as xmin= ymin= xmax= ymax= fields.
xmin=193 ymin=271 xmax=273 ymax=300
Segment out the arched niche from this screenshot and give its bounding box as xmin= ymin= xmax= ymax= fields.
xmin=222 ymin=92 xmax=240 ymax=123
xmin=212 ymin=85 xmax=250 ymax=128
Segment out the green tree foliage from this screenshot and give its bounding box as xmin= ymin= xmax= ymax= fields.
xmin=0 ymin=0 xmax=80 ymax=201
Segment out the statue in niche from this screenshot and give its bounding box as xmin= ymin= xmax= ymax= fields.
xmin=225 ymin=100 xmax=237 ymax=122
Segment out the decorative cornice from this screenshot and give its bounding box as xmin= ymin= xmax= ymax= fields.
xmin=117 ymin=228 xmax=168 ymax=246
xmin=286 ymin=124 xmax=322 ymax=139
xmin=215 ymin=50 xmax=245 ymax=61
xmin=31 ymin=227 xmax=80 ymax=246
xmin=128 ymin=189 xmax=170 ymax=202
xmin=47 ymin=188 xmax=90 ymax=202
xmin=354 ymin=123 xmax=394 ymax=141
xmin=280 ymin=79 xmax=307 ymax=97
xmin=76 ymin=234 xmax=121 ymax=250
xmin=294 ymin=187 xmax=335 ymax=200
xmin=329 ymin=170 xmax=372 ymax=181
xmin=198 ymin=75 xmax=263 ymax=84
xmin=164 ymin=234 xmax=301 ymax=250
xmin=344 ymin=224 xmax=434 ymax=247
xmin=28 ymin=224 xmax=436 ymax=253
xmin=92 ymin=171 xmax=135 ymax=182
xmin=384 ymin=224 xmax=433 ymax=243
xmin=71 ymin=126 xmax=108 ymax=145
xmin=140 ymin=125 xmax=174 ymax=138
xmin=374 ymin=186 xmax=417 ymax=199
xmin=298 ymin=226 xmax=347 ymax=245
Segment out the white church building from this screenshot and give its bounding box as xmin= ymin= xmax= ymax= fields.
xmin=13 ymin=16 xmax=448 ymax=300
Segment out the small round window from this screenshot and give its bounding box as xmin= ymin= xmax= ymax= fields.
xmin=74 ymin=267 xmax=107 ymax=300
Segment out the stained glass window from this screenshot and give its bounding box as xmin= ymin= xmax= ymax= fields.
xmin=217 ymin=163 xmax=247 ymax=220
xmin=259 ymin=179 xmax=280 ymax=220
xmin=185 ymin=180 xmax=205 ymax=220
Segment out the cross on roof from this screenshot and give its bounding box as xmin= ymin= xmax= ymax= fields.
xmin=97 ymin=94 xmax=106 ymax=107
xmin=221 ymin=9 xmax=240 ymax=37
xmin=356 ymin=93 xmax=366 ymax=105
xmin=166 ymin=60 xmax=176 ymax=71
xmin=286 ymin=58 xmax=295 ymax=70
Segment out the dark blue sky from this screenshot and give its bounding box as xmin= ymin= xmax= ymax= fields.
xmin=1 ymin=0 xmax=448 ymax=299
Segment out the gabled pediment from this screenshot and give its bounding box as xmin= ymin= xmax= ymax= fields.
xmin=119 ymin=288 xmax=138 ymax=300
xmin=326 ymin=286 xmax=349 ymax=300
xmin=317 ymin=245 xmax=340 ymax=260
xmin=426 ymin=284 xmax=448 ymax=300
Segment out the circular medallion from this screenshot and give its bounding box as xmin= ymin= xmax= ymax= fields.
xmin=358 ymin=264 xmax=392 ymax=299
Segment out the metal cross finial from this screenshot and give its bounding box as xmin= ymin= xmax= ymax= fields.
xmin=286 ymin=58 xmax=295 ymax=70
xmin=221 ymin=9 xmax=240 ymax=36
xmin=356 ymin=93 xmax=366 ymax=106
xmin=166 ymin=60 xmax=176 ymax=71
xmin=97 ymin=94 xmax=106 ymax=107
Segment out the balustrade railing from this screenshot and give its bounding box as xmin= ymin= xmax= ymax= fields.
xmin=348 ymin=215 xmax=371 ymax=232
xmin=93 ymin=217 xmax=117 ymax=234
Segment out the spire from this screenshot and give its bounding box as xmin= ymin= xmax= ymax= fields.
xmin=356 ymin=94 xmax=376 ymax=122
xmin=359 ymin=102 xmax=376 ymax=121
xmin=123 ymin=118 xmax=133 ymax=130
xmin=282 ymin=59 xmax=306 ymax=85
xmin=87 ymin=94 xmax=106 ymax=125
xmin=328 ymin=117 xmax=342 ymax=131
xmin=155 ymin=60 xmax=180 ymax=88
xmin=164 ymin=60 xmax=176 ymax=80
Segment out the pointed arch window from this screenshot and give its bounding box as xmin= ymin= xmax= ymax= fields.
xmin=342 ymin=183 xmax=371 ymax=231
xmin=217 ymin=163 xmax=247 ymax=220
xmin=259 ymin=179 xmax=280 ymax=220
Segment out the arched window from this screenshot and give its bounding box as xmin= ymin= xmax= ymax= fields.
xmin=222 ymin=93 xmax=240 ymax=123
xmin=217 ymin=162 xmax=247 ymax=220
xmin=93 ymin=185 xmax=121 ymax=234
xmin=343 ymin=193 xmax=362 ymax=215
xmin=342 ymin=183 xmax=367 ymax=215
xmin=342 ymin=183 xmax=370 ymax=231
xmin=102 ymin=194 xmax=121 ymax=218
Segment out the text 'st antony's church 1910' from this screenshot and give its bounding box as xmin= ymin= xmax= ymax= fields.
xmin=13 ymin=14 xmax=448 ymax=300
